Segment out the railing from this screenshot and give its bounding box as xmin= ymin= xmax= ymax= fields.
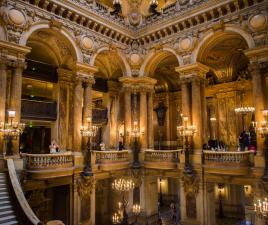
xmin=203 ymin=150 xmax=253 ymax=166
xmin=144 ymin=150 xmax=183 ymax=169
xmin=21 ymin=99 xmax=57 ymax=121
xmin=7 ymin=158 xmax=43 ymax=225
xmin=92 ymin=150 xmax=130 ymax=171
xmin=21 ymin=153 xmax=74 ymax=179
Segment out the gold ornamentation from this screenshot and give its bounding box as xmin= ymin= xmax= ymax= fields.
xmin=182 ymin=173 xmax=200 ymax=196
xmin=77 ymin=175 xmax=95 ymax=199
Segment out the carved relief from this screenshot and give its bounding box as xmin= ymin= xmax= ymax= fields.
xmin=182 ymin=173 xmax=200 ymax=196
xmin=77 ymin=175 xmax=95 ymax=200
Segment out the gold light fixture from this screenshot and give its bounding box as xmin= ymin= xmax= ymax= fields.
xmin=254 ymin=198 xmax=268 ymax=219
xmin=0 ymin=110 xmax=25 ymax=140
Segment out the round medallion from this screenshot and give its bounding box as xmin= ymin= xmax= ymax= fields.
xmin=249 ymin=14 xmax=266 ymax=30
xmin=179 ymin=37 xmax=192 ymax=51
xmin=128 ymin=10 xmax=142 ymax=27
xmin=130 ymin=53 xmax=141 ymax=65
xmin=8 ymin=9 xmax=26 ymax=26
xmin=81 ymin=37 xmax=94 ymax=50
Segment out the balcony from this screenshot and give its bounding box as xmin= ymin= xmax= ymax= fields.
xmin=144 ymin=150 xmax=182 ymax=170
xmin=203 ymin=150 xmax=253 ymax=175
xmin=92 ymin=150 xmax=130 ymax=171
xmin=21 ymin=99 xmax=57 ymax=121
xmin=21 ymin=152 xmax=74 ymax=179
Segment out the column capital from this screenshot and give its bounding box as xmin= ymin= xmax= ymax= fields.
xmin=176 ymin=62 xmax=210 ymax=81
xmin=108 ymin=80 xmax=120 ymax=93
xmin=75 ymin=62 xmax=98 ymax=80
xmin=57 ymin=68 xmax=73 ymax=83
xmin=119 ymin=76 xmax=157 ymax=92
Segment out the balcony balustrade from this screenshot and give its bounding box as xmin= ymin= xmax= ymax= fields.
xmin=92 ymin=150 xmax=130 ymax=171
xmin=21 ymin=99 xmax=57 ymax=121
xmin=144 ymin=150 xmax=183 ymax=170
xmin=203 ymin=150 xmax=253 ymax=175
xmin=21 ymin=152 xmax=73 ymax=179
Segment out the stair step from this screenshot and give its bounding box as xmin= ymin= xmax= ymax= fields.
xmin=0 ymin=192 xmax=9 ymax=197
xmin=0 ymin=220 xmax=19 ymax=225
xmin=0 ymin=201 xmax=11 ymax=206
xmin=0 ymin=215 xmax=16 ymax=222
xmin=0 ymin=196 xmax=9 ymax=201
xmin=0 ymin=205 xmax=12 ymax=212
xmin=0 ymin=210 xmax=14 ymax=217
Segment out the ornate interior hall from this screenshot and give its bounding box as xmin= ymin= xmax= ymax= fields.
xmin=0 ymin=0 xmax=268 ymax=224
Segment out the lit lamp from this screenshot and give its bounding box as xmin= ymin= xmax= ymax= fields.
xmin=80 ymin=116 xmax=98 ymax=176
xmin=218 ymin=183 xmax=225 ymax=218
xmin=110 ymin=0 xmax=121 ymax=16
xmin=132 ymin=204 xmax=141 ymax=224
xmin=177 ymin=116 xmax=196 ymax=174
xmin=149 ymin=0 xmax=160 ymax=16
xmin=257 ymin=110 xmax=268 ymax=181
xmin=131 ymin=119 xmax=143 ymax=169
xmin=235 ymin=90 xmax=255 ymax=131
xmin=0 ymin=110 xmax=25 ymax=156
xmin=111 ymin=178 xmax=136 ymax=225
xmin=254 ymin=198 xmax=268 ymax=220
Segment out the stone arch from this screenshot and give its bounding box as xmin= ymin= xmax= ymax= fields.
xmin=192 ymin=25 xmax=254 ymax=63
xmin=139 ymin=48 xmax=181 ymax=77
xmin=19 ymin=21 xmax=83 ymax=63
xmin=90 ymin=47 xmax=131 ymax=77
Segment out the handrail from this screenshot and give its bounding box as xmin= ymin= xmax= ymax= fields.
xmin=93 ymin=150 xmax=129 ymax=163
xmin=7 ymin=158 xmax=43 ymax=225
xmin=21 ymin=152 xmax=73 ymax=170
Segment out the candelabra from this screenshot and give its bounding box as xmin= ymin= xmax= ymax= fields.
xmin=235 ymin=90 xmax=255 ymax=131
xmin=131 ymin=119 xmax=144 ymax=168
xmin=149 ymin=0 xmax=160 ymax=16
xmin=257 ymin=110 xmax=268 ymax=181
xmin=177 ymin=116 xmax=196 ymax=174
xmin=254 ymin=198 xmax=268 ymax=220
xmin=110 ymin=0 xmax=121 ymax=16
xmin=80 ymin=117 xmax=98 ymax=176
xmin=112 ymin=178 xmax=136 ymax=225
xmin=218 ymin=183 xmax=225 ymax=218
xmin=0 ymin=110 xmax=25 ymax=156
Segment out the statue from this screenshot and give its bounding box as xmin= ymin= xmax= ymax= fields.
xmin=100 ymin=142 xmax=106 ymax=151
xmin=154 ymin=102 xmax=167 ymax=126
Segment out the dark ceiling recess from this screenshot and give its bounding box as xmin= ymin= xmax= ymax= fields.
xmin=93 ymin=77 xmax=108 ymax=93
xmin=23 ymin=59 xmax=58 ymax=83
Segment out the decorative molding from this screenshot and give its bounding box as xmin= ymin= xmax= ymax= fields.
xmin=76 ymin=175 xmax=95 ymax=199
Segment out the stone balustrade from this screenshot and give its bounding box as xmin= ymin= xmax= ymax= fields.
xmin=203 ymin=150 xmax=254 ymax=175
xmin=92 ymin=150 xmax=130 ymax=171
xmin=144 ymin=149 xmax=183 ymax=169
xmin=21 ymin=152 xmax=74 ymax=179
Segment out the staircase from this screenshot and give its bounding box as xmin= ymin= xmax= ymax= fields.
xmin=0 ymin=172 xmax=18 ymax=225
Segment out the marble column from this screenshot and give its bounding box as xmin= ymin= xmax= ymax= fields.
xmin=251 ymin=62 xmax=266 ymax=155
xmin=191 ymin=78 xmax=203 ymax=152
xmin=200 ymin=81 xmax=208 ymax=144
xmin=108 ymin=81 xmax=120 ymax=149
xmin=140 ymin=91 xmax=148 ymax=149
xmin=83 ymin=78 xmax=94 ymax=124
xmin=203 ymin=183 xmax=216 ymax=225
xmin=0 ymin=63 xmax=7 ymax=156
xmin=10 ymin=65 xmax=24 ymax=155
xmin=57 ymin=69 xmax=73 ymax=150
xmin=124 ymin=91 xmax=131 ymax=149
xmin=73 ymin=76 xmax=84 ymax=152
xmin=147 ymin=91 xmax=154 ymax=149
xmin=181 ymin=81 xmax=191 ymax=121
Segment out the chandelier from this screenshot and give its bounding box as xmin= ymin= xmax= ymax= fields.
xmin=112 ymin=178 xmax=135 ymax=192
xmin=254 ymin=198 xmax=268 ymax=218
xmin=258 ymin=110 xmax=268 ymax=137
xmin=0 ymin=110 xmax=25 ymax=140
xmin=235 ymin=90 xmax=255 ymax=114
xmin=177 ymin=116 xmax=196 ymax=137
xmin=80 ymin=117 xmax=98 ymax=137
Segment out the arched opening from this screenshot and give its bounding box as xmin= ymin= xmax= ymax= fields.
xmin=92 ymin=50 xmax=126 ymax=150
xmin=20 ymin=28 xmax=77 ymax=154
xmin=144 ymin=51 xmax=180 ymax=150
